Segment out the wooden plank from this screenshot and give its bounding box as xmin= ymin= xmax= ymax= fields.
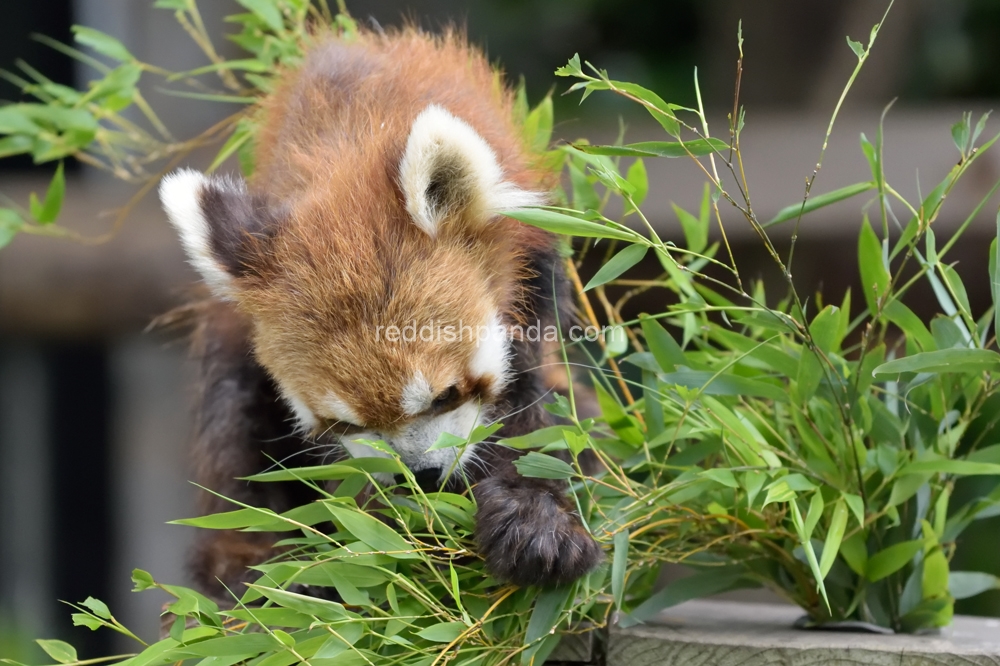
xmin=608 ymin=600 xmax=1000 ymax=665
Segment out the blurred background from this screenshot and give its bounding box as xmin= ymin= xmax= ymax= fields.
xmin=2 ymin=0 xmax=1000 ymax=658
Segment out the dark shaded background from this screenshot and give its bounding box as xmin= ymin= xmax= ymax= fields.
xmin=1 ymin=1 xmax=999 ymax=658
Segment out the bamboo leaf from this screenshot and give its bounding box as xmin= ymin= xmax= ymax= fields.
xmin=873 ymin=349 xmax=1000 ymax=377
xmin=584 ymin=244 xmax=647 ymax=290
xmin=325 ymin=505 xmax=418 ymax=557
xmin=612 ymin=529 xmax=629 ymax=610
xmin=949 ymin=571 xmax=1000 ymax=599
xmin=765 ymin=182 xmax=874 ymax=227
xmin=858 ymin=214 xmax=890 ymax=313
xmin=900 ymin=458 xmax=1000 ymax=477
xmin=29 ymin=162 xmax=65 ymax=224
xmin=866 ymin=540 xmax=924 ymax=582
xmin=417 ymin=622 xmax=467 ymax=643
xmin=513 ymin=452 xmax=576 ymax=480
xmin=501 ymin=208 xmax=637 ymax=241
xmin=72 ymin=26 xmax=134 ymax=61
xmin=820 ymin=500 xmax=848 ymax=579
xmin=36 ymin=640 xmax=77 ymax=664
xmin=639 ymin=315 xmax=686 ymax=372
xmin=522 ymin=585 xmax=572 ymax=664
xmin=574 ymin=138 xmax=727 ymax=158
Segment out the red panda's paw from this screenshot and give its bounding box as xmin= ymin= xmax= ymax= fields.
xmin=473 ymin=475 xmax=604 ymax=587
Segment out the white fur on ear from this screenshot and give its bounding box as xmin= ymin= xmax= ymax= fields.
xmin=159 ymin=168 xmax=237 ymax=298
xmin=399 ymin=104 xmax=545 ymax=236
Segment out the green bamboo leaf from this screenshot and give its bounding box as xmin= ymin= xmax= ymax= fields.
xmin=606 ymin=80 xmax=681 ymax=136
xmin=0 ymin=108 xmax=41 ymax=134
xmin=612 ymin=529 xmax=629 ymax=610
xmin=858 ymin=214 xmax=890 ymax=313
xmin=659 ymin=370 xmax=787 ymax=402
xmin=804 ymin=491 xmax=824 ymax=540
xmin=810 ymin=305 xmax=842 ymax=353
xmin=0 ymin=135 xmax=34 ymax=159
xmin=625 ymin=158 xmax=648 ymax=208
xmin=888 ymin=474 xmax=929 ymax=508
xmin=994 ymin=212 xmax=1000 ymax=341
xmin=584 ymin=244 xmax=647 ymax=290
xmin=593 ymin=381 xmax=644 ymax=445
xmin=170 ymin=507 xmax=279 ymax=529
xmin=840 ymin=531 xmax=868 ymax=576
xmin=0 ymin=209 xmax=25 ymax=249
xmin=842 ymin=493 xmax=864 ymax=527
xmin=952 ymin=113 xmax=970 ymax=156
xmin=499 ymin=425 xmax=577 ymax=450
xmin=523 ymin=585 xmax=572 ymax=664
xmin=575 ymin=138 xmax=727 ymax=158
xmin=820 ymin=500 xmax=848 ymax=579
xmin=236 ymin=0 xmax=285 ymax=32
xmin=36 ymin=640 xmax=77 ymax=664
xmin=949 ymin=571 xmax=1000 ymax=599
xmin=866 ymin=540 xmax=924 ymax=582
xmin=223 ymin=608 xmax=314 ymax=629
xmin=80 ymin=597 xmax=111 ymax=620
xmin=900 ymin=458 xmax=1000 ymax=476
xmin=619 ymin=568 xmax=746 ymax=628
xmin=513 ymin=452 xmax=576 ymax=480
xmin=523 ymin=95 xmax=553 ymax=153
xmin=417 ymin=621 xmax=467 ymax=643
xmin=672 ymin=201 xmax=707 ymax=254
xmin=873 ymin=348 xmax=1000 ymax=377
xmin=72 ymin=26 xmax=134 ymax=61
xmin=501 ymin=208 xmax=636 ymax=241
xmin=639 ymin=315 xmax=685 ymax=372
xmin=168 ymin=633 xmax=277 ymax=658
xmin=883 ymin=301 xmax=936 ymax=352
xmin=325 ymin=505 xmax=418 ymax=557
xmin=787 ymin=499 xmax=828 ymax=610
xmin=246 ymin=585 xmax=348 ymax=622
xmin=208 ymin=127 xmax=253 ymax=173
xmin=940 ymin=264 xmax=971 ymax=318
xmin=568 ymin=159 xmax=600 ymax=212
xmin=29 ymin=162 xmax=65 ymax=224
xmin=764 ymin=182 xmax=874 ymax=227
xmin=847 ymin=37 xmax=865 ymax=59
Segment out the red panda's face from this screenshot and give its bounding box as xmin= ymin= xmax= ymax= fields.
xmin=161 ymin=105 xmax=545 ymax=480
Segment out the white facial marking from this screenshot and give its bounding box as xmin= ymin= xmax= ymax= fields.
xmin=282 ymin=392 xmax=318 ymax=432
xmin=470 ymin=312 xmax=512 ymax=392
xmin=322 ymin=391 xmax=361 ymax=424
xmin=159 ymin=169 xmax=239 ymax=298
xmin=398 ymin=104 xmax=545 ymax=237
xmin=388 ymin=401 xmax=485 ymax=481
xmin=400 ymin=370 xmax=433 ymax=416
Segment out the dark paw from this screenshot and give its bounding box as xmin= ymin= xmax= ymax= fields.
xmin=474 ymin=476 xmax=604 ymax=587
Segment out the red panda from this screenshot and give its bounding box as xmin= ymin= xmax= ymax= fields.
xmin=159 ymin=25 xmax=603 ymax=599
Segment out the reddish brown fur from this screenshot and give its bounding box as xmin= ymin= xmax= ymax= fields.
xmin=230 ymin=27 xmax=556 ymax=429
xmin=170 ymin=26 xmax=604 ymax=597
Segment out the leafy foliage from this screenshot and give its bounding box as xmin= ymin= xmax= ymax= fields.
xmin=4 ymin=2 xmax=1000 ymax=665
xmin=0 ymin=0 xmax=355 ymax=248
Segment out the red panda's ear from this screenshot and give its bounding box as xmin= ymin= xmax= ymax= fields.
xmin=159 ymin=169 xmax=281 ymax=299
xmin=398 ymin=104 xmax=544 ymax=237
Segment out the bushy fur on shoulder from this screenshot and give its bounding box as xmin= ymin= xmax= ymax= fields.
xmin=161 ymin=26 xmax=602 ymax=598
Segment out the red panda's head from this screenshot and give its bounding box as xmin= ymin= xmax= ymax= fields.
xmin=160 ymin=105 xmax=547 ymax=480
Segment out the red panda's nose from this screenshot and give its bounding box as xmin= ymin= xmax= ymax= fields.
xmin=396 ymin=467 xmax=444 ymax=492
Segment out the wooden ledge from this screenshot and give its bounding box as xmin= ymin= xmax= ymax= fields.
xmin=608 ymin=599 xmax=1000 ymax=665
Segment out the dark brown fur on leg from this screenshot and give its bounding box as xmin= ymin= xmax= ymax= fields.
xmin=473 ymin=471 xmax=604 ymax=587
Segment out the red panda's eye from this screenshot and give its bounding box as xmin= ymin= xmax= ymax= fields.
xmin=431 ymin=385 xmax=459 ymax=411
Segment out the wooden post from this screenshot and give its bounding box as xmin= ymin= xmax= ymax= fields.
xmin=607 ymin=600 xmax=1000 ymax=665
